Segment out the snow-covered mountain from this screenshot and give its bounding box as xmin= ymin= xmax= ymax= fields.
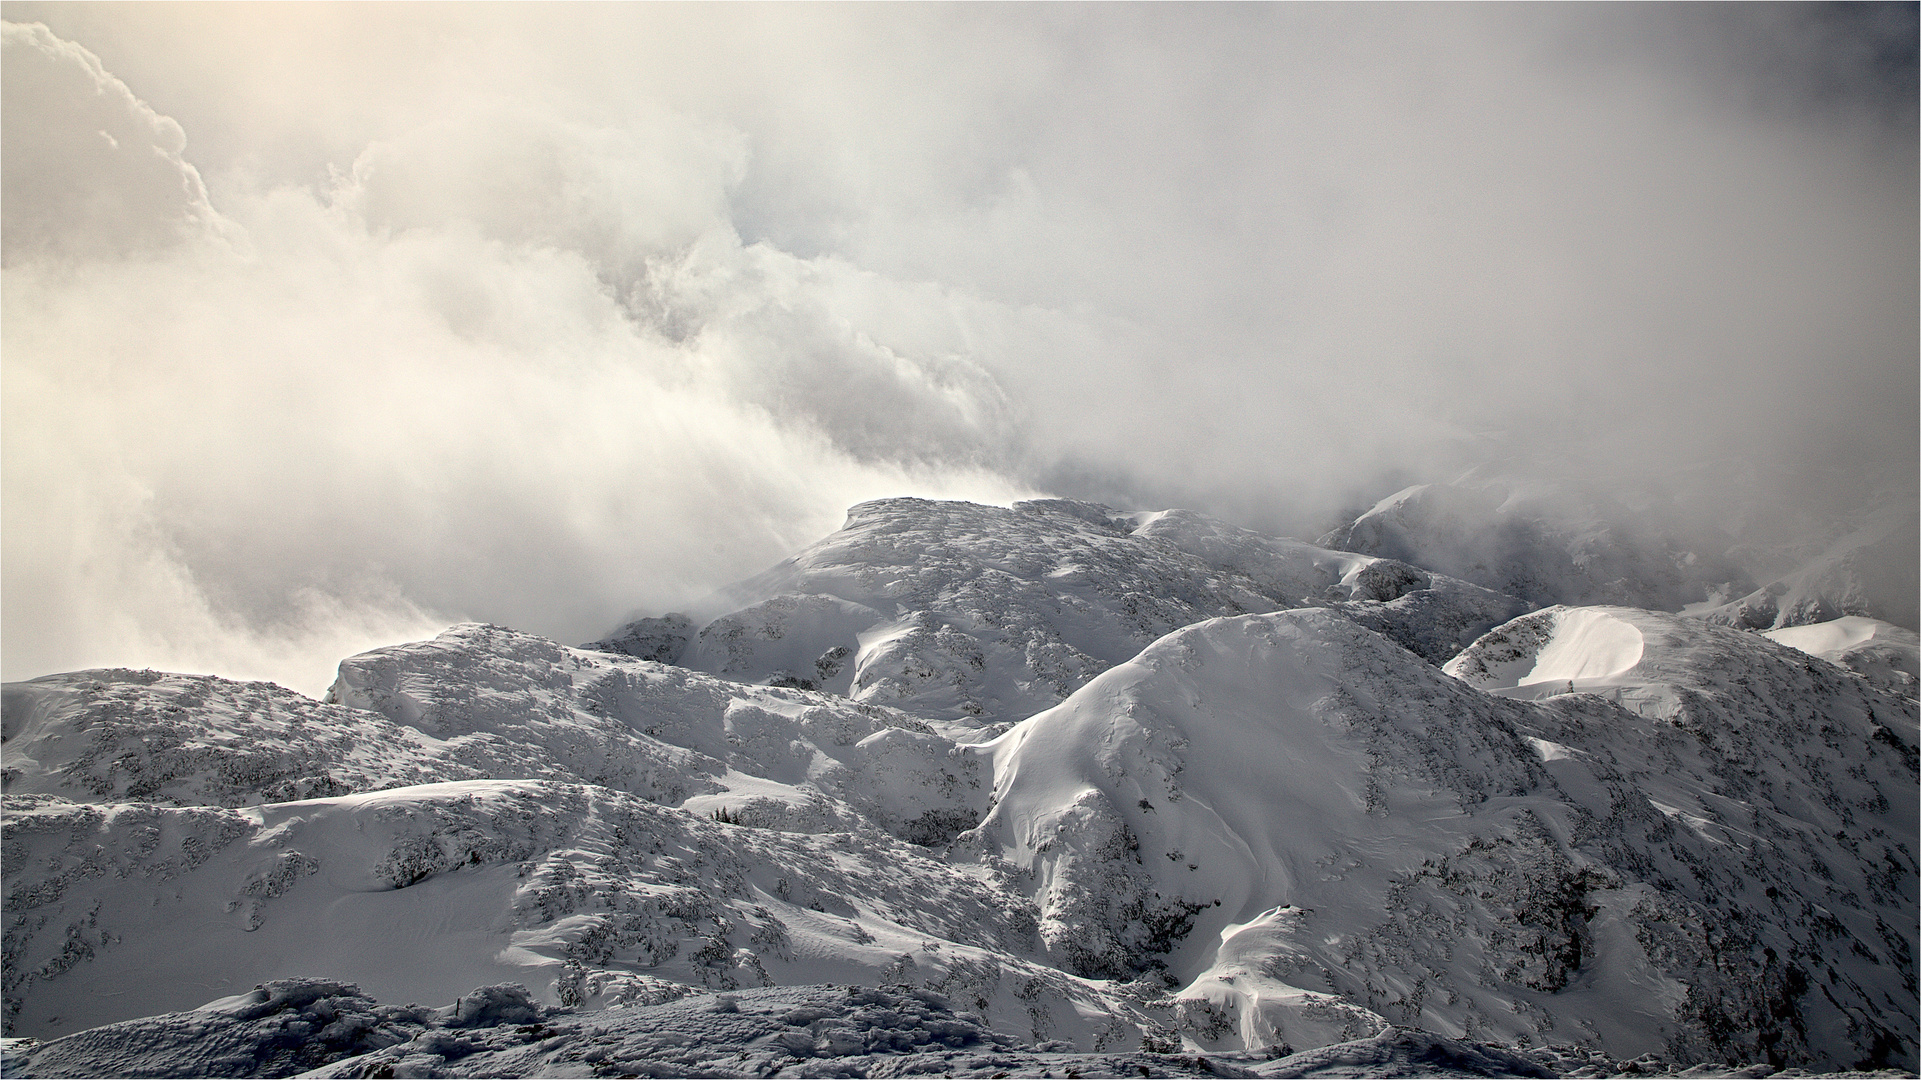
xmin=1318 ymin=477 xmax=1756 ymax=617
xmin=1318 ymin=474 xmax=1919 ymax=638
xmin=4 ymin=626 xmax=987 ymax=843
xmin=589 ymin=498 xmax=1525 ymax=735
xmin=4 ymin=497 xmax=1915 ymax=1077
xmin=967 ymin=605 xmax=1915 ymax=1067
xmin=1688 ymin=498 xmax=1920 ymax=633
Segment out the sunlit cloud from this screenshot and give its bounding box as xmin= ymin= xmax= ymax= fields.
xmin=2 ymin=5 xmax=1912 ymax=693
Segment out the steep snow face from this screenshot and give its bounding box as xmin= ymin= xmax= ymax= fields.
xmin=602 ymin=498 xmax=1525 ymax=735
xmin=973 ymin=608 xmax=1917 ymax=1067
xmin=1 ymin=781 xmax=1140 ymax=1049
xmin=966 ymin=610 xmax=1571 ymax=1051
xmin=1320 ymin=479 xmax=1751 ymax=615
xmin=1440 ymin=607 xmax=1646 ymax=696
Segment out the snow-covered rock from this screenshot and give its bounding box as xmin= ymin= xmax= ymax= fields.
xmin=599 ymin=498 xmax=1527 ymax=736
xmin=3 ymin=626 xmax=990 ymax=845
xmin=0 ymin=979 xmax=532 ymax=1079
xmin=1764 ymin=616 xmax=1919 ymax=699
xmin=7 ymin=982 xmax=1266 ymax=1080
xmin=1128 ymin=508 xmax=1529 ymax=664
xmin=325 ymin=622 xmax=990 ymax=842
xmin=1253 ymin=1026 xmax=1556 ymax=1078
xmin=1 ymin=670 xmax=465 ymax=807
xmin=0 ymin=780 xmax=1138 ymax=1048
xmin=580 ymin=612 xmax=694 ymax=664
xmin=968 ymin=607 xmax=1916 ymax=1067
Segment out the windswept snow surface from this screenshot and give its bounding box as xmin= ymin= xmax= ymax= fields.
xmin=3 ymin=498 xmax=1917 ymax=1076
xmin=2 ymin=779 xmax=1135 ymax=1050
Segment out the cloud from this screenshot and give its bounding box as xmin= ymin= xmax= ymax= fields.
xmin=0 ymin=21 xmax=220 ymax=263
xmin=0 ymin=23 xmax=1032 ymax=693
xmin=2 ymin=9 xmax=1913 ymax=691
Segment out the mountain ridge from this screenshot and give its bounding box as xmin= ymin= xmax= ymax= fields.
xmin=3 ymin=496 xmax=1914 ymax=1076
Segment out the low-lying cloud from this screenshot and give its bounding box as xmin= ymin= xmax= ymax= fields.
xmin=3 ymin=6 xmax=1914 ymax=693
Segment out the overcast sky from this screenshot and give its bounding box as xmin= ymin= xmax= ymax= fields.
xmin=4 ymin=3 xmax=1916 ymax=694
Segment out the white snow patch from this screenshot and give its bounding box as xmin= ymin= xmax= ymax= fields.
xmin=1520 ymin=608 xmax=1644 ymax=688
xmin=1763 ymin=615 xmax=1889 ymax=656
xmin=1525 ymin=736 xmax=1574 ymax=762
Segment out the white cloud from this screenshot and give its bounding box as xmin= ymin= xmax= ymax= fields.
xmin=2 ymin=9 xmax=1913 ymax=690
xmin=0 ymin=21 xmax=221 ymax=262
xmin=0 ymin=23 xmax=1034 ymax=693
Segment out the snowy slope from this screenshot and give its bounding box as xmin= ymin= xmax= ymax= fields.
xmin=599 ymin=498 xmax=1525 ymax=735
xmin=1 ymin=780 xmax=1154 ymax=1051
xmin=967 ymin=607 xmax=1916 ymax=1068
xmin=1764 ymin=617 xmax=1919 ymax=698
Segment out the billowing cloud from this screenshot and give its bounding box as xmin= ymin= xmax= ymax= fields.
xmin=0 ymin=22 xmax=1032 ymax=692
xmin=2 ymin=7 xmax=1913 ymax=692
xmin=0 ymin=21 xmax=220 ymax=262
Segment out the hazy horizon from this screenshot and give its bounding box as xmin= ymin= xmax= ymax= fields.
xmin=4 ymin=3 xmax=1915 ymax=694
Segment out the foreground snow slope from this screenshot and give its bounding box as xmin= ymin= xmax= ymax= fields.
xmin=969 ymin=607 xmax=1916 ymax=1068
xmin=6 ymin=979 xmax=1596 ymax=1079
xmin=593 ymin=498 xmax=1523 ymax=735
xmin=2 ymin=779 xmax=1150 ymax=1049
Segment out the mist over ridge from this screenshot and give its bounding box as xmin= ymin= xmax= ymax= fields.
xmin=2 ymin=5 xmax=1914 ymax=694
